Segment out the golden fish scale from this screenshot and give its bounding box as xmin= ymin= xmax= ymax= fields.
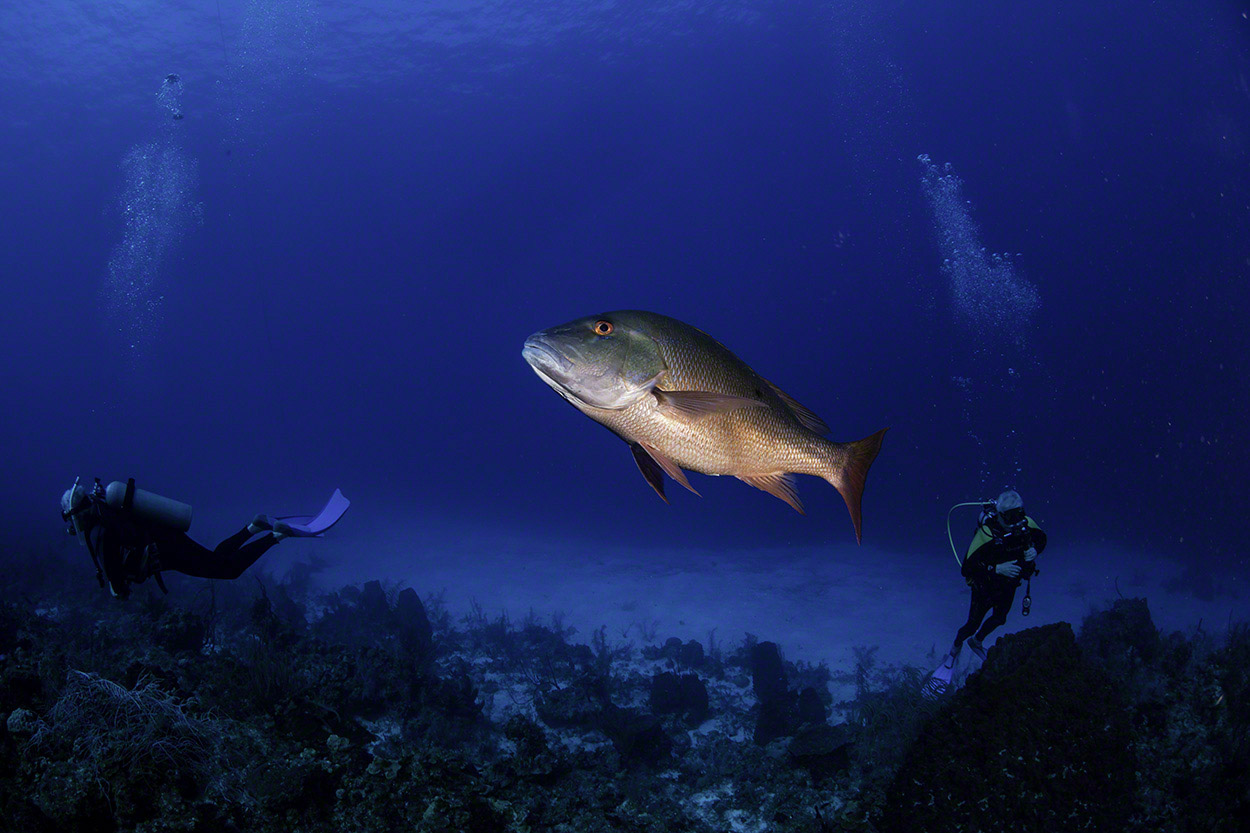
xmin=586 ymin=331 xmax=840 ymax=478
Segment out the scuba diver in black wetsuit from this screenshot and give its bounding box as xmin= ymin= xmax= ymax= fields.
xmin=61 ymin=477 xmax=293 ymax=599
xmin=951 ymin=489 xmax=1047 ymax=659
xmin=925 ymin=489 xmax=1048 ymax=696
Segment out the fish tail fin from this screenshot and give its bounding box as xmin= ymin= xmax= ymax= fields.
xmin=822 ymin=427 xmax=888 ymax=545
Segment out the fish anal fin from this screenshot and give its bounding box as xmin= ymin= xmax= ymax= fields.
xmin=630 ymin=443 xmax=668 ymax=503
xmin=737 ymin=473 xmax=804 ymax=514
xmin=764 ymin=379 xmax=830 ymax=434
xmin=639 ymin=441 xmax=700 ymax=496
xmin=654 ymin=389 xmax=766 ymax=419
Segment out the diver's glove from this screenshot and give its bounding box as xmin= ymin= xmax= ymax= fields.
xmin=995 ymin=562 xmax=1022 ymax=579
xmin=1024 ymin=546 xmax=1037 ymax=562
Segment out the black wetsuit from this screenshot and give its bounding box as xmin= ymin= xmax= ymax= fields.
xmin=953 ymin=514 xmax=1047 ymax=649
xmin=84 ymin=503 xmax=278 ymax=597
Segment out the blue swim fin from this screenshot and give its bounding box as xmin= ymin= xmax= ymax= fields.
xmin=274 ymin=489 xmax=350 ymax=537
xmin=922 ymin=653 xmax=957 ymax=699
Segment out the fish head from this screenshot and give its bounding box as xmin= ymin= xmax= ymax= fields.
xmin=523 ymin=313 xmax=666 ymax=410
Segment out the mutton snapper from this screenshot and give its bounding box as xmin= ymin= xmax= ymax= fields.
xmin=522 ymin=310 xmax=887 ymax=543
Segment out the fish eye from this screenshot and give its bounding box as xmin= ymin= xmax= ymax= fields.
xmin=593 ymin=320 xmax=614 ymax=336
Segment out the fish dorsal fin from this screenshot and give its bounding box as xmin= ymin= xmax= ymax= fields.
xmin=630 ymin=443 xmax=668 ymax=503
xmin=764 ymin=379 xmax=829 ymax=434
xmin=653 ymin=389 xmax=766 ymax=419
xmin=639 ymin=441 xmax=701 ymax=496
xmin=736 ymin=473 xmax=805 ymax=514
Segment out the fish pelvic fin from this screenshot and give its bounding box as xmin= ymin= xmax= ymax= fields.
xmin=823 ymin=427 xmax=888 ymax=545
xmin=630 ymin=442 xmax=669 ymax=503
xmin=639 ymin=441 xmax=701 ymax=497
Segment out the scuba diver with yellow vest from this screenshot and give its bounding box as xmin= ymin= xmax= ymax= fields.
xmin=925 ymin=489 xmax=1047 ymax=696
xmin=60 ymin=477 xmax=350 ymax=599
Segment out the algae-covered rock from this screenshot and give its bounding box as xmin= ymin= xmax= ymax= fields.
xmin=534 ymin=685 xmax=602 ymax=729
xmin=333 ymin=749 xmax=506 ymax=832
xmin=796 ymin=685 xmax=826 ymax=725
xmin=751 ymin=641 xmax=801 ymax=745
xmin=499 ymin=714 xmax=568 ymax=785
xmin=1 ymin=664 xmax=42 ymax=713
xmin=788 ymin=722 xmax=850 ymax=779
xmin=1077 ymin=597 xmax=1160 ymax=691
xmin=879 ymin=623 xmax=1135 ymax=832
xmin=6 ymin=707 xmax=38 ymax=736
xmin=394 ymin=587 xmax=433 ymax=655
xmin=358 ymin=580 xmax=389 ymax=620
xmin=750 ymin=641 xmax=787 ymax=703
xmin=148 ymin=607 xmax=207 ymax=655
xmin=1210 ymin=623 xmax=1250 ymax=828
xmin=649 ymin=671 xmax=709 ymax=725
xmin=599 ymin=705 xmax=672 ymax=765
xmin=679 ymin=639 xmax=705 ymax=669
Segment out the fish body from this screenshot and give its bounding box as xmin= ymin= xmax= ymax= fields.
xmin=522 ymin=310 xmax=886 ymax=543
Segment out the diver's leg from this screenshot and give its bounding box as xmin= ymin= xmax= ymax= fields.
xmin=156 ymin=536 xmax=219 ymax=579
xmin=974 ymin=583 xmax=1018 ymax=642
xmin=209 ymin=532 xmax=280 ymax=580
xmin=161 ymin=531 xmax=279 ymax=581
xmin=953 ymin=587 xmax=991 ymax=651
xmin=213 ymin=527 xmax=255 ymax=555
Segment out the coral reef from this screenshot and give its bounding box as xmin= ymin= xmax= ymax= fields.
xmin=0 ymin=550 xmax=1245 ymax=832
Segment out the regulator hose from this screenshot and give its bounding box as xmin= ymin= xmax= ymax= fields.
xmin=946 ymin=501 xmax=989 ymax=566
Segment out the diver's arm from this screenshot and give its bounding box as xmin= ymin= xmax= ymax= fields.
xmin=82 ymin=525 xmax=107 ymax=589
xmin=961 ymin=534 xmax=998 ymax=579
xmin=1026 ymin=521 xmax=1047 ymax=555
xmin=96 ymin=519 xmax=131 ymax=598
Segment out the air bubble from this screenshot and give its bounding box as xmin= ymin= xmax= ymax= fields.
xmin=102 ymin=78 xmax=202 ymax=355
xmin=918 ymin=155 xmax=1040 ymax=340
xmin=919 ymin=154 xmax=1041 ymax=485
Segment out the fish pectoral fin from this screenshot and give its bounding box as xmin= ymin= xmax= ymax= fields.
xmin=630 ymin=443 xmax=668 ymax=503
xmin=737 ymin=473 xmax=805 ymax=514
xmin=639 ymin=441 xmax=701 ymax=496
xmin=763 ymin=379 xmax=830 ymax=434
xmin=653 ymin=389 xmax=766 ymax=419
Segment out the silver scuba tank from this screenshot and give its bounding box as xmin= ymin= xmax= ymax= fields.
xmin=105 ymin=479 xmax=193 ymax=532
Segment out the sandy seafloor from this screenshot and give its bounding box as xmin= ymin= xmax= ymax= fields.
xmin=245 ymin=519 xmax=1250 ymax=705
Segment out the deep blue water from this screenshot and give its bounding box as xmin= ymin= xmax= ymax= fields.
xmin=1 ymin=0 xmax=1247 ymax=584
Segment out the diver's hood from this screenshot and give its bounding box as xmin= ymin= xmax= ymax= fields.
xmin=994 ymin=489 xmax=1024 ymax=515
xmin=60 ymin=487 xmax=80 ymax=517
xmin=61 ymin=482 xmax=89 ymax=545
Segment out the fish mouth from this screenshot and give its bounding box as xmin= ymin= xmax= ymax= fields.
xmin=522 ymin=334 xmax=574 ymax=382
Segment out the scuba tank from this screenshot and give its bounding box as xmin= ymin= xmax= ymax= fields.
xmin=104 ymin=478 xmax=193 ymax=532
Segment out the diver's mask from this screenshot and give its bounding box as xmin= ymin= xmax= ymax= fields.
xmin=979 ymin=502 xmax=1024 ymax=530
xmin=994 ymin=506 xmax=1030 ymax=556
xmin=998 ymin=506 xmax=1026 ymax=527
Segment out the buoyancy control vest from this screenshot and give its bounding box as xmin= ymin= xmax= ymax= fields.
xmin=79 ymin=478 xmax=193 ymax=595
